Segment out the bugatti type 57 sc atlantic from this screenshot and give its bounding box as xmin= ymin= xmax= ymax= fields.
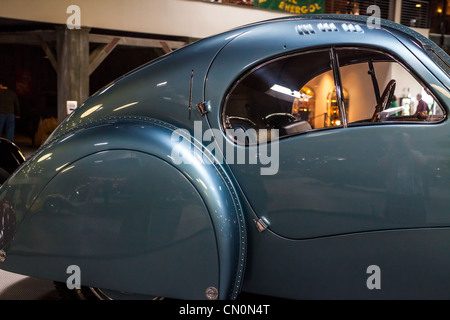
xmin=0 ymin=14 xmax=449 ymax=300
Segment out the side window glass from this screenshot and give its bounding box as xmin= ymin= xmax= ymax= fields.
xmin=222 ymin=49 xmax=341 ymax=144
xmin=336 ymin=48 xmax=446 ymax=125
xmin=292 ymin=70 xmax=348 ymax=129
xmin=222 ymin=47 xmax=446 ymax=146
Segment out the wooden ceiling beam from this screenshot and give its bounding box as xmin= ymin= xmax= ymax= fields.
xmin=0 ymin=30 xmax=186 ymax=51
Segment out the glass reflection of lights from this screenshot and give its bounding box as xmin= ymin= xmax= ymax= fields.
xmin=59 ymin=134 xmax=75 ymax=143
xmin=37 ymin=153 xmax=53 ymax=162
xmin=98 ymin=83 xmax=114 ymax=95
xmin=196 ymin=178 xmax=208 ymax=190
xmin=80 ymin=104 xmax=103 ymax=118
xmin=61 ymin=165 xmax=75 ymax=173
xmin=94 ymin=142 xmax=108 ymax=146
xmin=113 ymin=102 xmax=139 ymax=112
xmin=56 ymin=162 xmax=70 ymax=171
xmin=269 ymin=84 xmax=301 ymax=99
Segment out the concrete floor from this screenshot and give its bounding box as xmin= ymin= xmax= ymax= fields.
xmin=0 ymin=269 xmax=60 ymax=300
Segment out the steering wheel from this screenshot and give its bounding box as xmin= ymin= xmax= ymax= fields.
xmin=371 ymin=79 xmax=396 ymax=122
xmin=263 ymin=113 xmax=297 ymax=127
xmin=225 ymin=115 xmax=256 ymax=129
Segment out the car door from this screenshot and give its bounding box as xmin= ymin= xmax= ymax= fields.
xmin=204 ymin=20 xmax=450 ymax=298
xmin=215 ymin=45 xmax=449 ymax=235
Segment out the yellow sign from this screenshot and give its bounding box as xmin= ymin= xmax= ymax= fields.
xmin=255 ymin=0 xmax=324 ymax=14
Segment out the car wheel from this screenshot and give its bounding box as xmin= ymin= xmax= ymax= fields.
xmin=54 ymin=281 xmax=164 ymax=300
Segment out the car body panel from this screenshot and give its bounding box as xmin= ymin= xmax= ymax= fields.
xmin=0 ymin=119 xmax=246 ymax=299
xmin=243 ymin=226 xmax=450 ymax=299
xmin=4 ymin=149 xmax=219 ymax=299
xmin=204 ymin=17 xmax=450 ymax=238
xmin=0 ymin=14 xmax=449 ymax=299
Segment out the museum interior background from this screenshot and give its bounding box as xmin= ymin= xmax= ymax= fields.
xmin=0 ymin=0 xmax=448 ymax=152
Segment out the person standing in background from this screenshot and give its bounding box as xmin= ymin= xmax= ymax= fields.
xmin=414 ymin=93 xmax=429 ymax=119
xmin=0 ymin=78 xmax=20 ymax=142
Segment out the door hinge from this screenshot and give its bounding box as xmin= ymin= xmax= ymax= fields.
xmin=196 ymin=101 xmax=208 ymax=116
xmin=253 ymin=218 xmax=268 ymax=232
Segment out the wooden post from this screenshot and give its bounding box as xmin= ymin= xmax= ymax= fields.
xmin=35 ymin=33 xmax=57 ymax=71
xmin=56 ymin=26 xmax=90 ymax=123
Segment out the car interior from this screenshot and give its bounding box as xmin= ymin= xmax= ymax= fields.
xmin=222 ymin=47 xmax=446 ymax=145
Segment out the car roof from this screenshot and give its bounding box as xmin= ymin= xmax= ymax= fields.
xmin=226 ymin=14 xmax=449 ymax=67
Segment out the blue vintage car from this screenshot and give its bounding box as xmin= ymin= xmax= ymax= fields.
xmin=0 ymin=14 xmax=449 ymax=300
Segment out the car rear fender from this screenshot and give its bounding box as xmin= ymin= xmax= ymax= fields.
xmin=0 ymin=116 xmax=246 ymax=300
